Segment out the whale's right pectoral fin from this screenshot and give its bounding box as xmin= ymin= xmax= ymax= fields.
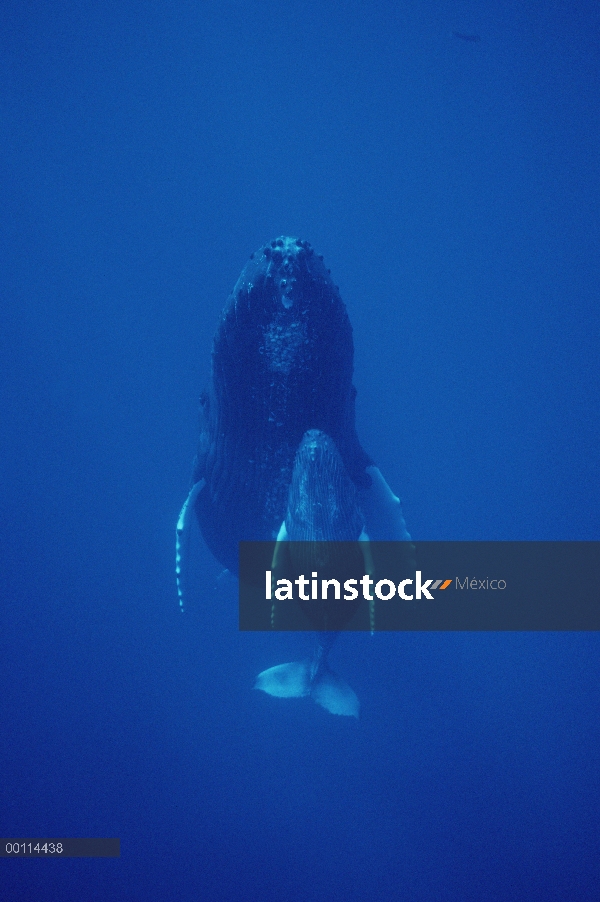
xmin=271 ymin=520 xmax=290 ymax=574
xmin=175 ymin=479 xmax=205 ymax=612
xmin=360 ymin=466 xmax=412 ymax=541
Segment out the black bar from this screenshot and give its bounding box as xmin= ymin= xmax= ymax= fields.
xmin=239 ymin=541 xmax=600 ymax=631
xmin=1 ymin=839 xmax=120 ymax=857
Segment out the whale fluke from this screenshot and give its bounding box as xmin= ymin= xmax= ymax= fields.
xmin=255 ymin=660 xmax=359 ymax=717
xmin=254 ymin=661 xmax=311 ymax=698
xmin=309 ymin=665 xmax=360 ymax=717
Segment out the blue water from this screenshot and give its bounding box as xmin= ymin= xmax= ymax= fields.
xmin=1 ymin=2 xmax=599 ymax=899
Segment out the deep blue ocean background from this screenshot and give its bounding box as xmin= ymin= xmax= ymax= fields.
xmin=1 ymin=2 xmax=599 ymax=899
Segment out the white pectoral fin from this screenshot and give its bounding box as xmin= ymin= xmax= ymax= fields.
xmin=360 ymin=466 xmax=412 ymax=541
xmin=275 ymin=520 xmax=289 ymax=543
xmin=175 ymin=479 xmax=205 ymax=611
xmin=271 ymin=520 xmax=290 ymax=574
xmin=358 ymin=529 xmax=375 ymax=578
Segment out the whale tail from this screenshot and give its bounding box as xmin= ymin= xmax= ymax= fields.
xmin=254 ymin=661 xmax=359 ymax=718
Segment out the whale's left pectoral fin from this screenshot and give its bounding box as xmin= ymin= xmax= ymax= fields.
xmin=360 ymin=467 xmax=411 ymax=541
xmin=175 ymin=479 xmax=205 ymax=612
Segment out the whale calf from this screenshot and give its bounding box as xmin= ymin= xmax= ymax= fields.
xmin=255 ymin=429 xmax=369 ymax=717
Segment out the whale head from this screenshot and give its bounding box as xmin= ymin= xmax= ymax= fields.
xmin=285 ymin=429 xmax=364 ymax=543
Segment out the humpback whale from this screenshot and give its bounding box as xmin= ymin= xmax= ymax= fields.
xmin=177 ymin=236 xmax=410 ymax=610
xmin=255 ymin=429 xmax=368 ymax=717
xmin=192 ymin=236 xmax=371 ymax=572
xmin=177 ymin=237 xmax=411 ymax=668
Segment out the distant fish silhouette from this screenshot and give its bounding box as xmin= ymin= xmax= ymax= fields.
xmin=453 ymin=31 xmax=481 ymax=43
